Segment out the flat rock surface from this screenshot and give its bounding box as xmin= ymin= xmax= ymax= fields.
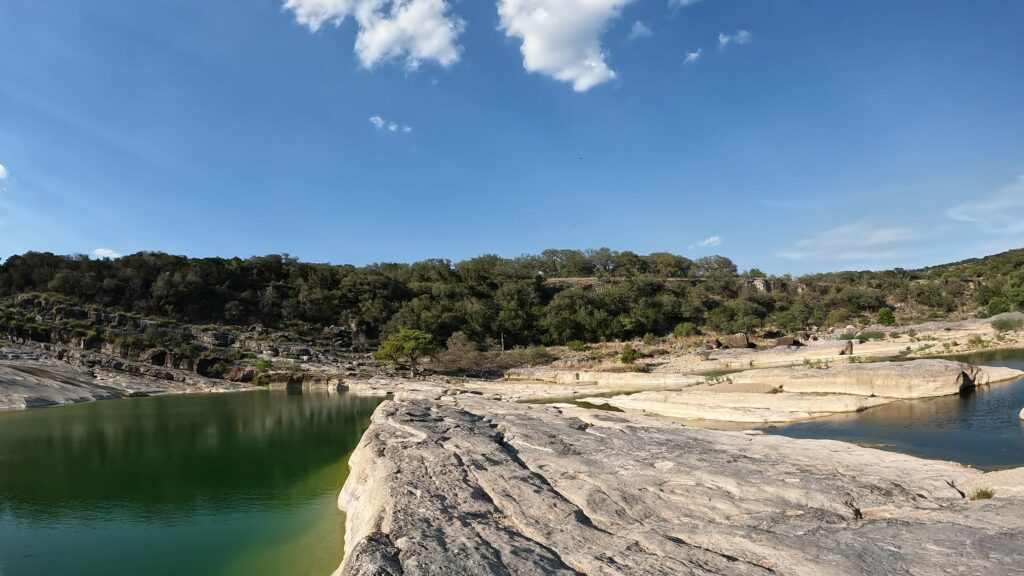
xmin=584 ymin=390 xmax=894 ymax=423
xmin=731 ymin=359 xmax=1023 ymax=399
xmin=337 ymin=393 xmax=1024 ymax=575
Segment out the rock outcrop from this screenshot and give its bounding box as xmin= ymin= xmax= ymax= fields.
xmin=336 ymin=393 xmax=1024 ymax=575
xmin=731 ymin=360 xmax=1022 ymax=399
xmin=0 ymin=348 xmax=252 ymax=410
xmin=584 ymin=390 xmax=894 ymax=423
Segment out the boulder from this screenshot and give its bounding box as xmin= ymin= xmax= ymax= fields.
xmin=774 ymin=336 xmax=804 ymax=348
xmin=727 ymin=333 xmax=752 ymax=349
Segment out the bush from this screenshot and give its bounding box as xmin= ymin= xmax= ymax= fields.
xmin=970 ymin=488 xmax=995 ymax=501
xmin=877 ymin=307 xmax=895 ymax=326
xmin=206 ymin=361 xmax=228 ymax=379
xmin=674 ymin=322 xmax=698 ymax=338
xmin=987 ymin=297 xmax=1012 ymax=317
xmin=642 ymin=332 xmax=656 ymax=345
xmin=856 ymin=331 xmax=886 ymax=341
xmin=992 ymin=318 xmax=1024 ymax=332
xmin=507 ymin=345 xmax=554 ymax=366
xmin=826 ymin=308 xmax=851 ymax=327
xmin=566 ymin=340 xmax=586 ymax=352
xmin=620 ymin=344 xmax=642 ymax=364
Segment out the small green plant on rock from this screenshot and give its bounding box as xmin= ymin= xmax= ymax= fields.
xmin=970 ymin=488 xmax=995 ymax=501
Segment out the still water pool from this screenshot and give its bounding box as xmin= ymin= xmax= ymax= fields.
xmin=0 ymin=390 xmax=383 ymax=576
xmin=770 ymin=350 xmax=1024 ymax=469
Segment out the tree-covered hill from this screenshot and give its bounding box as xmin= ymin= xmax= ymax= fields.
xmin=1 ymin=248 xmax=1021 ymax=348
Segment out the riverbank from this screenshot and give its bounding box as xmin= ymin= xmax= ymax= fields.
xmin=580 ymin=360 xmax=1024 ymax=424
xmin=334 ymin=390 xmax=1024 ymax=575
xmin=0 ymin=345 xmax=254 ymax=409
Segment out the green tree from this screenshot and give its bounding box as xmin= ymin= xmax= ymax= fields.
xmin=877 ymin=307 xmax=896 ymax=326
xmin=374 ymin=328 xmax=438 ymax=377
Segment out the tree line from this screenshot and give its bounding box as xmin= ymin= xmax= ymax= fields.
xmin=1 ymin=248 xmax=1021 ymax=348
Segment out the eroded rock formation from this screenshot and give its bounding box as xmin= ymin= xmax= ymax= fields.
xmin=336 ymin=392 xmax=1024 ymax=575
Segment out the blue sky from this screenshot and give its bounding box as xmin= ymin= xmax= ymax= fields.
xmin=1 ymin=0 xmax=1022 ymax=274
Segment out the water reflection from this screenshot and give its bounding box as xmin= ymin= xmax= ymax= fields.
xmin=0 ymin=390 xmax=382 ymax=576
xmin=772 ymin=350 xmax=1024 ymax=469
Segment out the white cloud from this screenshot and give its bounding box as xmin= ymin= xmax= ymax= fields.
xmin=684 ymin=48 xmax=702 ymax=64
xmin=370 ymin=114 xmax=413 ymax=133
xmin=669 ymin=0 xmax=699 ymax=6
xmin=284 ymin=0 xmax=465 ymax=69
xmin=946 ymin=175 xmax=1024 ymax=237
xmin=718 ymin=29 xmax=751 ymax=48
xmin=498 ymin=0 xmax=636 ymax=92
xmin=92 ymin=248 xmax=122 ymax=259
xmin=689 ymin=235 xmax=721 ymax=249
xmin=778 ymin=223 xmax=921 ymax=261
xmin=628 ymin=21 xmax=652 ymax=40
xmin=0 ymin=164 xmax=7 ymax=180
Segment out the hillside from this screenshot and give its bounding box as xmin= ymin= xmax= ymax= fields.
xmin=1 ymin=249 xmax=1021 ymax=354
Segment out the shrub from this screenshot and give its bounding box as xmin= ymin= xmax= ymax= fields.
xmin=507 ymin=345 xmax=554 ymax=366
xmin=620 ymin=344 xmax=642 ymax=364
xmin=992 ymin=318 xmax=1024 ymax=332
xmin=674 ymin=322 xmax=698 ymax=338
xmin=826 ymin=308 xmax=851 ymax=327
xmin=856 ymin=331 xmax=886 ymax=341
xmin=206 ymin=361 xmax=228 ymax=379
xmin=643 ymin=332 xmax=656 ymax=345
xmin=987 ymin=297 xmax=1012 ymax=317
xmin=877 ymin=307 xmax=896 ymax=326
xmin=970 ymin=488 xmax=995 ymax=501
xmin=566 ymin=340 xmax=586 ymax=352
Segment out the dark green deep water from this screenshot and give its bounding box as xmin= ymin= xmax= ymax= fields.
xmin=0 ymin=390 xmax=383 ymax=576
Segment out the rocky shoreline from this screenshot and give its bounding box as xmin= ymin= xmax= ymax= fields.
xmin=0 ymin=347 xmax=254 ymax=410
xmin=334 ymin=390 xmax=1024 ymax=575
xmin=582 ymin=359 xmax=1024 ymax=424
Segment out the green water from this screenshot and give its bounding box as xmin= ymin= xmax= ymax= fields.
xmin=0 ymin=390 xmax=383 ymax=576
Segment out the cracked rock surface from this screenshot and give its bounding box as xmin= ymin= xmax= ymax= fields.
xmin=337 ymin=392 xmax=1024 ymax=576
